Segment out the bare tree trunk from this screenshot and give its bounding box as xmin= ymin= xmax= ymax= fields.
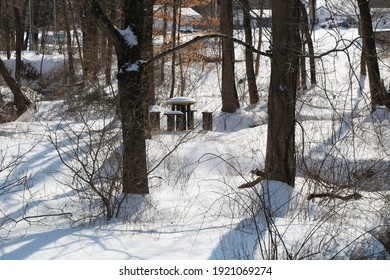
xmin=265 ymin=0 xmax=300 ymax=186
xmin=254 ymin=0 xmax=264 ymax=76
xmin=14 ymin=5 xmax=22 ymax=86
xmin=21 ymin=0 xmax=30 ymax=52
xmin=83 ymin=0 xmax=150 ymax=195
xmin=1 ymin=0 xmax=13 ymax=59
xmin=81 ymin=3 xmax=99 ymax=82
xmin=104 ymin=1 xmax=116 ymax=85
xmin=61 ymin=0 xmax=75 ymax=83
xmin=242 ymin=0 xmax=259 ymax=104
xmin=0 ymin=57 xmax=31 ymax=116
xmin=177 ymin=3 xmax=186 ymax=97
xmin=299 ymin=1 xmax=316 ymax=86
xmin=360 ymin=38 xmax=367 ymax=76
xmin=170 ymin=0 xmax=179 ymax=98
xmin=143 ymin=0 xmax=155 ymax=106
xmin=160 ymin=4 xmax=168 ymax=83
xmin=68 ymin=1 xmax=83 ymax=76
xmin=219 ymin=0 xmax=239 ymax=113
xmin=357 ymin=0 xmax=382 ymax=110
xmin=299 ymin=43 xmax=307 ymax=90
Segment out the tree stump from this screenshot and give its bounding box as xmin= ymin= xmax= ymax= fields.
xmin=202 ymin=111 xmax=213 ymax=131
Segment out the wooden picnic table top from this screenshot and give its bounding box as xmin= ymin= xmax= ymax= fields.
xmin=166 ymin=97 xmax=197 ymax=105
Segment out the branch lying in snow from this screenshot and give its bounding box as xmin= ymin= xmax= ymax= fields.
xmin=307 ymin=192 xmax=362 ymax=201
xmin=238 ymin=168 xmax=266 ymax=189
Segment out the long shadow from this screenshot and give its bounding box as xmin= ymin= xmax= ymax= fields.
xmin=301 ymin=75 xmax=390 ymax=181
xmin=0 ymin=227 xmax=141 ymax=259
xmin=0 ymin=134 xmax=78 ymax=227
xmin=209 ymin=217 xmax=261 ymax=260
xmin=307 ymin=75 xmax=367 ymax=154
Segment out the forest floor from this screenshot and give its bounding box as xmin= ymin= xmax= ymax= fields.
xmin=1 ymin=27 xmax=390 ymax=260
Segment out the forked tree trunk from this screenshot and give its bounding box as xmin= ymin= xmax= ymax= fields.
xmin=265 ymin=0 xmax=300 ymax=186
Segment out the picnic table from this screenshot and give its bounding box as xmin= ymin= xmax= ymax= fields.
xmin=165 ymin=97 xmax=197 ymax=131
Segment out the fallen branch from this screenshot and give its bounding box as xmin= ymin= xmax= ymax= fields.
xmin=307 ymin=192 xmax=362 ymax=201
xmin=238 ymin=168 xmax=266 ymax=189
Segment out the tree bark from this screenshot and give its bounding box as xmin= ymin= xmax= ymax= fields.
xmin=357 ymin=0 xmax=382 ymax=110
xmin=218 ymin=0 xmax=239 ymax=113
xmin=254 ymin=0 xmax=265 ymax=77
xmin=61 ymin=0 xmax=75 ymax=83
xmin=265 ymin=0 xmax=300 ymax=186
xmin=170 ymin=0 xmax=179 ymax=98
xmin=299 ymin=1 xmax=316 ymax=86
xmin=1 ymin=0 xmax=13 ymax=59
xmin=81 ymin=3 xmax=99 ymax=82
xmin=142 ymin=0 xmax=155 ymax=105
xmin=242 ymin=0 xmax=260 ymax=104
xmin=83 ymin=0 xmax=150 ymax=195
xmin=14 ymin=5 xmax=22 ymax=86
xmin=0 ymin=57 xmax=31 ymax=116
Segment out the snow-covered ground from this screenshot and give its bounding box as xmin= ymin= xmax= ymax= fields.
xmin=1 ymin=27 xmax=390 ymax=261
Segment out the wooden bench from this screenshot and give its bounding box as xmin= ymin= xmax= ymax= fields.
xmin=164 ymin=111 xmax=184 ymax=131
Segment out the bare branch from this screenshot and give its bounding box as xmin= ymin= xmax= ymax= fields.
xmin=144 ymin=33 xmax=272 ymax=68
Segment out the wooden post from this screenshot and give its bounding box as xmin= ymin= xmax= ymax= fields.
xmin=202 ymin=111 xmax=213 ymax=131
xmin=188 ymin=110 xmax=196 ymax=130
xmin=165 ymin=113 xmax=175 ymax=131
xmin=165 ymin=111 xmax=184 ymax=132
xmin=176 ymin=112 xmax=185 ymax=131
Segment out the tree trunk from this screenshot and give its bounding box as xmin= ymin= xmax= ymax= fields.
xmin=242 ymin=0 xmax=260 ymax=104
xmin=105 ymin=1 xmax=116 ymax=85
xmin=61 ymin=0 xmax=75 ymax=83
xmin=142 ymin=0 xmax=155 ymax=105
xmin=219 ymin=0 xmax=239 ymax=113
xmin=0 ymin=57 xmax=31 ymax=116
xmin=83 ymin=0 xmax=150 ymax=195
xmin=299 ymin=1 xmax=316 ymax=86
xmin=81 ymin=3 xmax=99 ymax=82
xmin=68 ymin=1 xmax=83 ymax=76
xmin=160 ymin=4 xmax=168 ymax=83
xmin=170 ymin=0 xmax=179 ymax=98
xmin=299 ymin=43 xmax=307 ymax=90
xmin=255 ymin=1 xmax=264 ymax=77
xmin=360 ymin=38 xmax=367 ymax=76
xmin=14 ymin=5 xmax=22 ymax=86
xmin=265 ymin=0 xmax=300 ymax=186
xmin=357 ymin=0 xmax=382 ymax=110
xmin=1 ymin=0 xmax=12 ymax=59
